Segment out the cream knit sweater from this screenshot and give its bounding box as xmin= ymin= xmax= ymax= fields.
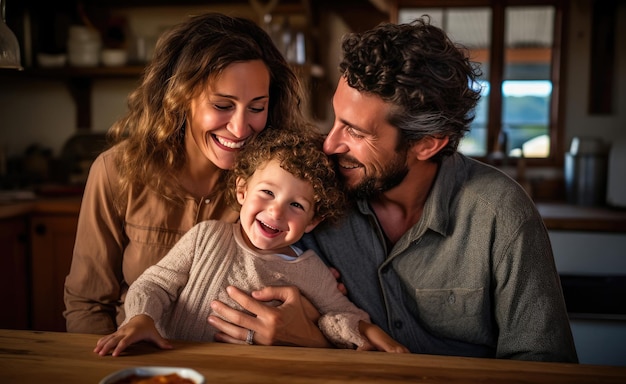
xmin=122 ymin=221 xmax=370 ymax=349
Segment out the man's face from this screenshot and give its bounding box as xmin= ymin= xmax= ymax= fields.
xmin=324 ymin=78 xmax=409 ymax=199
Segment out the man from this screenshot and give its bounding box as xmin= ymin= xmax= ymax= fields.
xmin=208 ymin=17 xmax=578 ymax=362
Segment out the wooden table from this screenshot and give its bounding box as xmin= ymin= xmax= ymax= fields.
xmin=1 ymin=330 xmax=626 ymax=383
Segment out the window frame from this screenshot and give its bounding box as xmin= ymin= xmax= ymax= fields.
xmin=391 ymin=0 xmax=568 ymax=167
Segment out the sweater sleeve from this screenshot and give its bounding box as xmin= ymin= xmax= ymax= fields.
xmin=121 ymin=223 xmax=202 ymax=335
xmin=289 ymin=251 xmax=372 ymax=349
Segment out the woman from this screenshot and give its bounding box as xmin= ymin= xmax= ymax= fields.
xmin=63 ymin=12 xmax=307 ymax=334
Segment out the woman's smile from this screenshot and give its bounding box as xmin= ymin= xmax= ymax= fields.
xmin=212 ymin=133 xmax=247 ymax=150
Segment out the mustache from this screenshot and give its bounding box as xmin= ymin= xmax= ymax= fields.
xmin=333 ymin=153 xmax=361 ymax=167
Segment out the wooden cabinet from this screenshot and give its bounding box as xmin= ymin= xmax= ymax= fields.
xmin=0 ymin=198 xmax=81 ymax=332
xmin=29 ymin=213 xmax=79 ymax=332
xmin=0 ymin=216 xmax=30 ymax=329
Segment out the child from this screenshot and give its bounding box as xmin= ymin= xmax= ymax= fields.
xmin=94 ymin=127 xmax=408 ymax=357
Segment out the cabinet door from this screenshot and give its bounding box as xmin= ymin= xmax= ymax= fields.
xmin=0 ymin=216 xmax=29 ymax=329
xmin=30 ymin=214 xmax=78 ymax=332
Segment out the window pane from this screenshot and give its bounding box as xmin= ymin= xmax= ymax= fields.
xmin=398 ymin=8 xmax=492 ymax=157
xmin=462 ymin=80 xmax=489 ymax=156
xmin=502 ymin=6 xmax=554 ymax=158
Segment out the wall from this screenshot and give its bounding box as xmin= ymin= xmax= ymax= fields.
xmin=0 ymin=5 xmax=256 ymax=158
xmin=564 ymin=1 xmax=626 ymax=146
xmin=1 ymin=1 xmax=624 ymax=158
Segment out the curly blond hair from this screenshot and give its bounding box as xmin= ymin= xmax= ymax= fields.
xmin=226 ymin=127 xmax=345 ymax=224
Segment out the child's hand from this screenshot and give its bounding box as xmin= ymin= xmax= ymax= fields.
xmin=358 ymin=321 xmax=410 ymax=353
xmin=93 ymin=314 xmax=173 ymax=357
xmin=357 ymin=336 xmax=410 ymax=353
xmin=362 ymin=339 xmax=410 ymax=353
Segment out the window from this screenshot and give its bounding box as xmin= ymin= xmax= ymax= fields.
xmin=396 ymin=1 xmax=565 ymax=164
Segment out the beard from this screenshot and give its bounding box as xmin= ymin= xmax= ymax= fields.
xmin=339 ymin=146 xmax=409 ymax=200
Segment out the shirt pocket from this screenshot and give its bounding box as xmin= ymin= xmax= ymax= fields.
xmin=125 ymin=221 xmax=184 ymax=250
xmin=413 ymin=287 xmax=490 ymax=345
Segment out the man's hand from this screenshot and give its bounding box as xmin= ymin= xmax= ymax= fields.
xmin=208 ymin=285 xmax=332 ymax=348
xmin=329 ymin=267 xmax=347 ymax=295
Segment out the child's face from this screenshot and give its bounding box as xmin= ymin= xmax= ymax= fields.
xmin=236 ymin=159 xmax=322 ymax=254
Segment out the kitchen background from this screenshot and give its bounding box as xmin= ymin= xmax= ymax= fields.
xmin=0 ymin=0 xmax=625 ymax=367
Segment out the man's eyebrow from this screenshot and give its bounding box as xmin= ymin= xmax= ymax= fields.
xmin=338 ymin=117 xmax=368 ymax=134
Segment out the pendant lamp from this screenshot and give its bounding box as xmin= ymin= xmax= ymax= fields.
xmin=0 ymin=0 xmax=22 ymax=70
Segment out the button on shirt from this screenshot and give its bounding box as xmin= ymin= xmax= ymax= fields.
xmin=299 ymin=153 xmax=578 ymax=362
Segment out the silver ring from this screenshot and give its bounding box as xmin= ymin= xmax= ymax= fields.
xmin=245 ymin=329 xmax=255 ymax=345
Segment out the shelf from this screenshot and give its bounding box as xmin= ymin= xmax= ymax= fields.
xmin=4 ymin=0 xmax=385 ymax=131
xmin=21 ymin=65 xmax=147 ymax=78
xmin=1 ymin=65 xmax=146 ymax=131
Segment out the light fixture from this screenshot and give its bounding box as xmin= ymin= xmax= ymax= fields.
xmin=0 ymin=0 xmax=22 ymax=70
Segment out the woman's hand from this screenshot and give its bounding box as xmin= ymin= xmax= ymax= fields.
xmin=208 ymin=285 xmax=332 ymax=348
xmin=93 ymin=314 xmax=173 ymax=357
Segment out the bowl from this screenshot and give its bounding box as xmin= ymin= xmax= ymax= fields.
xmin=99 ymin=366 xmax=205 ymax=384
xmin=101 ymin=49 xmax=128 ymax=67
xmin=37 ymin=53 xmax=67 ymax=68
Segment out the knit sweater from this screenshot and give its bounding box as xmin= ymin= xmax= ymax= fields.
xmin=123 ymin=221 xmax=370 ymax=349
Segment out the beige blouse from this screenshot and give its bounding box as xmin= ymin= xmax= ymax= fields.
xmin=63 ymin=146 xmax=239 ymax=334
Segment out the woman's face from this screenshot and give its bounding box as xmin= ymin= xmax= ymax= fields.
xmin=186 ymin=60 xmax=270 ymax=170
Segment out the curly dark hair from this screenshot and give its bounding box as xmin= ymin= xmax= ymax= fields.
xmin=339 ymin=16 xmax=482 ymax=162
xmin=226 ymin=127 xmax=345 ymax=224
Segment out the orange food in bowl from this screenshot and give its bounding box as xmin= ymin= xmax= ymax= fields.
xmin=111 ymin=373 xmax=195 ymax=384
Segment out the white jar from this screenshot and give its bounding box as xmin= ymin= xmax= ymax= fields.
xmin=67 ymin=26 xmax=101 ymax=67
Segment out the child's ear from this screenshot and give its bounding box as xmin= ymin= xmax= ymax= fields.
xmin=235 ymin=177 xmax=247 ymax=205
xmin=304 ymin=217 xmax=324 ymax=233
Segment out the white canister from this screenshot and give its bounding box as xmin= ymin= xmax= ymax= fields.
xmin=67 ymin=25 xmax=101 ymax=67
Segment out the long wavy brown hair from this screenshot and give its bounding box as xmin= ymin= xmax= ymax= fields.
xmin=107 ymin=12 xmax=306 ymax=203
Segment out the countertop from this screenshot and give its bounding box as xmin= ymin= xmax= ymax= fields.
xmin=535 ymin=202 xmax=626 ymax=233
xmin=2 ymin=195 xmax=625 ymax=233
xmin=0 ymin=195 xmax=82 ymax=219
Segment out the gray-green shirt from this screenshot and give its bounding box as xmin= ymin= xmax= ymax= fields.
xmin=300 ymin=153 xmax=578 ymax=362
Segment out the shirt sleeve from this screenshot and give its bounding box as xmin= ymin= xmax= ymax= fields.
xmin=493 ymin=214 xmax=578 ymax=362
xmin=63 ymin=150 xmax=126 ymax=334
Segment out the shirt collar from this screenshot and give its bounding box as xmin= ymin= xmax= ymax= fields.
xmin=355 ymin=152 xmax=470 ymax=238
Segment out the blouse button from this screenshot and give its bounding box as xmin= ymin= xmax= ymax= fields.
xmin=204 ymin=198 xmax=211 ymax=205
